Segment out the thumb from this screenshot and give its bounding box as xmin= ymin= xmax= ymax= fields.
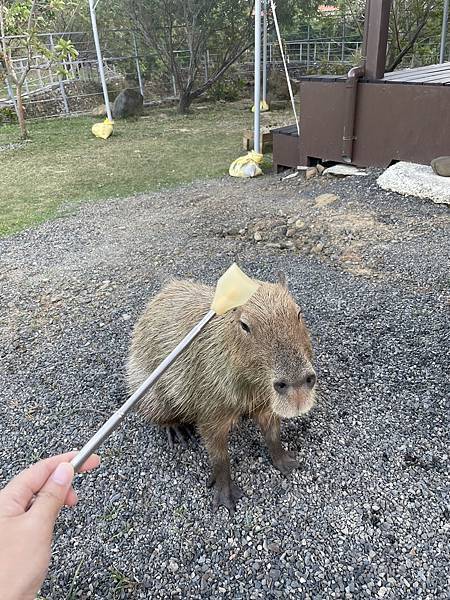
xmin=30 ymin=462 xmax=74 ymax=523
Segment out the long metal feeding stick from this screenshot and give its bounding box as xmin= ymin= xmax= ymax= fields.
xmin=70 ymin=263 xmax=259 ymax=472
xmin=71 ymin=310 xmax=215 ymax=471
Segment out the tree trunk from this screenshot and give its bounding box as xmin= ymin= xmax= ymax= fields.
xmin=15 ymin=83 xmax=28 ymax=140
xmin=178 ymin=90 xmax=193 ymax=114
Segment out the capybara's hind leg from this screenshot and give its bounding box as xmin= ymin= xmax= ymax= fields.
xmin=165 ymin=424 xmax=197 ymax=449
xmin=199 ymin=421 xmax=243 ymax=515
xmin=255 ymin=412 xmax=300 ymax=475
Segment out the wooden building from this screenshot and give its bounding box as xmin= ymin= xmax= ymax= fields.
xmin=272 ymin=0 xmax=450 ymax=170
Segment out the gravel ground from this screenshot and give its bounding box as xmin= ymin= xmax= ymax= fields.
xmin=1 ymin=171 xmax=449 ymax=599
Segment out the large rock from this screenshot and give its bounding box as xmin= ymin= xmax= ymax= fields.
xmin=323 ymin=164 xmax=368 ymax=177
xmin=92 ymin=104 xmax=106 ymax=117
xmin=268 ymin=69 xmax=299 ymax=101
xmin=112 ymin=88 xmax=143 ymax=119
xmin=431 ymin=156 xmax=450 ymax=177
xmin=377 ymin=161 xmax=450 ymax=205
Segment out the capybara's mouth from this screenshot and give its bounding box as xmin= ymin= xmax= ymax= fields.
xmin=272 ymin=389 xmax=316 ymax=418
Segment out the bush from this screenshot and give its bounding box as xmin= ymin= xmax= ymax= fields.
xmin=0 ymin=106 xmax=17 ymax=125
xmin=209 ymin=72 xmax=245 ymax=102
xmin=306 ymin=61 xmax=350 ymax=76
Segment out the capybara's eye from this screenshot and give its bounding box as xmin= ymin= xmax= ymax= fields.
xmin=240 ymin=320 xmax=251 ymax=334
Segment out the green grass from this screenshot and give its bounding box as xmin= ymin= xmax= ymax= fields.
xmin=0 ymin=102 xmax=263 ymax=237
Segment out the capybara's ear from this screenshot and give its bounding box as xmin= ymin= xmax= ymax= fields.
xmin=276 ymin=271 xmax=288 ymax=288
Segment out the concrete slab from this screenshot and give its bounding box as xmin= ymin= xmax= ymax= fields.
xmin=377 ymin=161 xmax=450 ymax=205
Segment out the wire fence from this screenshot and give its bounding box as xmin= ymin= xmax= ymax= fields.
xmin=266 ymin=39 xmax=362 ymax=66
xmin=0 ymin=29 xmax=178 ymax=121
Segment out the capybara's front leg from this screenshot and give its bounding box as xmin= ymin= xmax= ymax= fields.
xmin=165 ymin=424 xmax=197 ymax=448
xmin=255 ymin=412 xmax=300 ymax=476
xmin=199 ymin=422 xmax=243 ymax=514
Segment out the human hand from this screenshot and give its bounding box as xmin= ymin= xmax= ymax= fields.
xmin=0 ymin=451 xmax=100 ymax=600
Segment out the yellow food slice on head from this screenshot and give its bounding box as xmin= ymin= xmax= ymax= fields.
xmin=211 ymin=263 xmax=260 ymax=315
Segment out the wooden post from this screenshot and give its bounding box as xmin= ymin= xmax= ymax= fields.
xmin=440 ymin=0 xmax=450 ymax=63
xmin=364 ymin=0 xmax=392 ymax=79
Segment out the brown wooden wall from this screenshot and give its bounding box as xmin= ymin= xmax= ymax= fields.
xmin=273 ymin=79 xmax=450 ymax=170
xmin=298 ymin=80 xmax=450 ymax=168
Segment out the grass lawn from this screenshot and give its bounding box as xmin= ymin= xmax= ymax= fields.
xmin=0 ymin=101 xmax=282 ymax=237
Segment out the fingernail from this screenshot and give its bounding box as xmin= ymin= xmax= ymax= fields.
xmin=52 ymin=463 xmax=74 ymax=486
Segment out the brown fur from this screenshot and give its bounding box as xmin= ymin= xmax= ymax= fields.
xmin=127 ymin=277 xmax=316 ymax=512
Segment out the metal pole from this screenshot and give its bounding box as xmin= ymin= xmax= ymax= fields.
xmin=253 ymin=0 xmax=261 ymax=153
xmin=262 ymin=0 xmax=268 ymax=104
xmin=132 ymin=30 xmax=144 ymax=97
xmin=71 ymin=309 xmax=216 ymax=471
xmin=48 ymin=35 xmax=55 ymax=84
xmin=306 ymin=24 xmax=310 ymax=69
xmin=204 ymin=49 xmax=209 ymax=83
xmin=49 ymin=33 xmax=69 ymax=115
xmin=172 ymin=73 xmax=177 ymax=97
xmin=439 ymin=0 xmax=450 ymax=63
xmin=88 ymin=0 xmax=113 ymax=121
xmin=5 ymin=78 xmax=18 ymax=114
xmin=24 ymin=72 xmax=30 ymax=97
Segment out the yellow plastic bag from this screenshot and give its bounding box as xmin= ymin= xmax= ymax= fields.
xmin=92 ymin=118 xmax=114 ymax=140
xmin=229 ymin=150 xmax=264 ymax=178
xmin=251 ymin=100 xmax=270 ymax=113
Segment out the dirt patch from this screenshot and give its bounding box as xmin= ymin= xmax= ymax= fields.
xmin=219 ymin=194 xmax=400 ymax=278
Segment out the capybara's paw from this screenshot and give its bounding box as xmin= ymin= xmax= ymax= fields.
xmin=213 ymin=482 xmax=244 ymax=515
xmin=272 ymin=450 xmax=300 ymax=476
xmin=165 ymin=424 xmax=197 ymax=449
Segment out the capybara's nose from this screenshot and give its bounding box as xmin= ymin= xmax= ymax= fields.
xmin=273 ymin=380 xmax=289 ymax=395
xmin=303 ymin=371 xmax=317 ymax=390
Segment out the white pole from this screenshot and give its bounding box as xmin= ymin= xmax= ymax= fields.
xmin=5 ymin=77 xmax=18 ymax=114
xmin=439 ymin=0 xmax=449 ymax=63
xmin=88 ymin=0 xmax=113 ymax=121
xmin=262 ymin=0 xmax=268 ymax=104
xmin=254 ymin=0 xmax=261 ymax=153
xmin=269 ymin=0 xmax=299 ymax=135
xmin=132 ymin=31 xmax=144 ymax=97
xmin=172 ymin=73 xmax=177 ymax=97
xmin=49 ymin=33 xmax=69 ymax=115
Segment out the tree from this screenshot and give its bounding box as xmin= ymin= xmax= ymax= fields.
xmin=0 ymin=0 xmax=77 ymax=138
xmin=336 ymin=0 xmax=444 ymax=71
xmin=386 ymin=0 xmax=440 ymax=70
xmin=128 ymin=0 xmax=256 ymax=114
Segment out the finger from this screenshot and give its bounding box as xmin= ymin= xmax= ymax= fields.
xmin=29 ymin=462 xmax=74 ymax=523
xmin=65 ymin=487 xmax=78 ymax=507
xmin=0 ymin=452 xmax=100 ymax=516
xmin=29 ymin=486 xmax=78 ymax=509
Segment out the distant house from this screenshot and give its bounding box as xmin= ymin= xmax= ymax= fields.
xmin=318 ymin=5 xmax=340 ymax=16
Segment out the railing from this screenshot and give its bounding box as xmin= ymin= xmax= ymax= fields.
xmin=0 ymin=30 xmax=171 ymax=119
xmin=269 ymin=39 xmax=363 ymax=66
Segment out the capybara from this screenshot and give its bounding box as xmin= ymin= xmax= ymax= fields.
xmin=127 ymin=275 xmax=316 ymax=512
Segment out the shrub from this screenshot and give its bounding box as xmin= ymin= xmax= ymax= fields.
xmin=0 ymin=106 xmax=17 ymax=125
xmin=209 ymin=72 xmax=245 ymax=102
